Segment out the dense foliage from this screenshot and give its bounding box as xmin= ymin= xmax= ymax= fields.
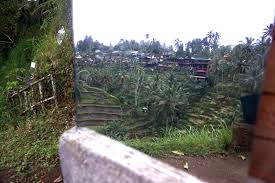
xmin=0 ymin=1 xmax=74 ymax=180
xmin=76 ymin=25 xmax=273 ymax=133
xmin=78 ymin=63 xmax=209 ymax=129
xmin=0 ymin=0 xmax=74 ymax=128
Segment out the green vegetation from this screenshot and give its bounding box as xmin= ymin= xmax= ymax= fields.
xmin=0 ymin=108 xmax=72 ymax=180
xmin=78 ymin=64 xmax=209 ymax=130
xmin=125 ymin=125 xmax=232 ymax=156
xmin=97 ymin=120 xmax=129 ymax=140
xmin=0 ymin=0 xmax=73 ymax=127
xmin=94 ymin=117 xmax=232 ymax=156
xmin=76 ymin=27 xmax=271 ymax=130
xmin=97 ymin=122 xmax=232 ymax=156
xmin=77 ymin=24 xmax=273 ymax=157
xmin=0 ymin=0 xmax=74 ymax=180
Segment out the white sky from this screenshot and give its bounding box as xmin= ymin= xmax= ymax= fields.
xmin=73 ymin=0 xmax=275 ymax=46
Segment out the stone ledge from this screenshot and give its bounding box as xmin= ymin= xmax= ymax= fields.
xmin=59 ymin=127 xmax=205 ymax=183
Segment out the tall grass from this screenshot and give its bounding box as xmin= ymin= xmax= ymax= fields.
xmin=125 ymin=125 xmax=232 ymax=156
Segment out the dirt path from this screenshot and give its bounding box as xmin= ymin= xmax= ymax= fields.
xmin=161 ymin=154 xmax=250 ymax=183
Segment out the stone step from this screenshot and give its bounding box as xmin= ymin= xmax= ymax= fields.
xmin=77 ymin=112 xmax=122 ymax=121
xmin=78 ymin=111 xmax=125 ymax=116
xmin=77 ymin=119 xmax=114 ymax=126
xmin=80 ymin=91 xmax=107 ymax=97
xmin=80 ymin=93 xmax=105 ymax=99
xmin=83 ymin=86 xmax=106 ymax=93
xmin=78 ymin=107 xmax=122 ymax=114
xmin=78 ymin=104 xmax=129 ymax=114
xmin=80 ymin=98 xmax=116 ymax=105
xmin=78 ymin=103 xmax=122 ymax=108
xmin=81 ymin=90 xmax=105 ymax=94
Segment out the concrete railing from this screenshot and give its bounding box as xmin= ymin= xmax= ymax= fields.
xmin=59 ymin=127 xmax=205 ymax=183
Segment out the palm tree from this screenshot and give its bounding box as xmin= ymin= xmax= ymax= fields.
xmin=262 ymin=23 xmax=274 ymax=44
xmin=244 ymin=37 xmax=255 ymax=46
xmin=145 ymin=33 xmax=149 ymax=40
xmin=238 ymin=37 xmax=255 ymax=62
xmin=263 ymin=23 xmax=273 ymax=39
xmin=151 ymin=80 xmax=186 ymax=128
xmin=214 ymin=32 xmax=221 ymax=45
xmin=174 ymin=38 xmax=185 ymax=57
xmin=206 ymin=31 xmax=220 ymax=50
xmin=207 ymin=31 xmax=214 ymax=44
xmin=174 ymin=38 xmax=182 ymax=50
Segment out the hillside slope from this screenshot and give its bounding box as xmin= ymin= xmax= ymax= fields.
xmin=0 ymin=0 xmax=74 ymax=181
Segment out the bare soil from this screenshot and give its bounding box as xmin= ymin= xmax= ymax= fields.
xmin=0 ymin=166 xmax=62 ymax=183
xmin=161 ymin=154 xmax=250 ymax=183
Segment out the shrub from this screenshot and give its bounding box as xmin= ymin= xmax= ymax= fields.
xmin=97 ymin=120 xmax=129 ymax=140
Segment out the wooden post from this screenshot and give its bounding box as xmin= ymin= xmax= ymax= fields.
xmin=30 ymin=87 xmax=34 ymax=110
xmin=38 ymin=82 xmax=45 ymax=111
xmin=23 ymin=91 xmax=28 ymax=111
xmin=50 ymin=74 xmax=58 ymax=108
xmin=18 ymin=93 xmax=23 ymax=109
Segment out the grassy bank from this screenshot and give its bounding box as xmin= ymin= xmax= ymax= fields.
xmin=125 ymin=125 xmax=232 ymax=156
xmin=0 ymin=107 xmax=73 ymax=180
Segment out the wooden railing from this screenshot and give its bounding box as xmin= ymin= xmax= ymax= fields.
xmin=9 ymin=74 xmax=58 ymax=114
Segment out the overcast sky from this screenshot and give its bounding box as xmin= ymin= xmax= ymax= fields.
xmin=73 ymin=0 xmax=275 ymax=46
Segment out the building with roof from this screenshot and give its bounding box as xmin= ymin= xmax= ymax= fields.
xmin=175 ymin=57 xmax=211 ymax=78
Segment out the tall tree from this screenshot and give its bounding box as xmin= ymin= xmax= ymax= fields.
xmin=145 ymin=33 xmax=149 ymax=40
xmin=205 ymin=31 xmax=220 ymax=51
xmin=263 ymin=24 xmax=273 ymax=39
xmin=174 ymin=38 xmax=185 ymax=57
xmin=262 ymin=23 xmax=273 ymax=44
xmin=76 ymin=36 xmax=93 ymax=54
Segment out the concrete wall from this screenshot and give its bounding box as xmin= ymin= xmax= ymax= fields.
xmin=59 ymin=127 xmax=205 ymax=183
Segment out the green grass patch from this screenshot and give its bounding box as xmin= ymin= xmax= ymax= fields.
xmin=0 ymin=109 xmax=70 ymax=175
xmin=125 ymin=125 xmax=232 ymax=156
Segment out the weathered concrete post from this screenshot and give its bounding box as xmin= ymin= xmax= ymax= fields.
xmin=59 ymin=127 xmax=204 ymax=183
